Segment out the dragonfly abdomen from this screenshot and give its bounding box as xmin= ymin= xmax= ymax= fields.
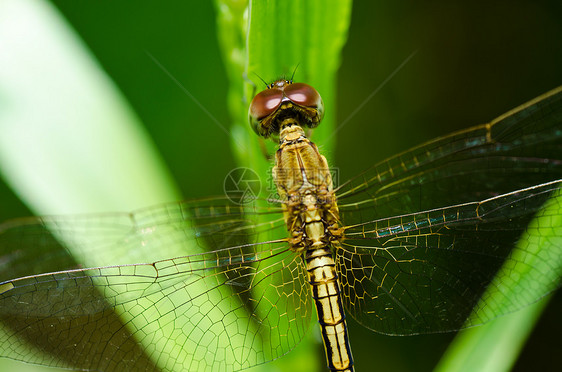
xmin=306 ymin=246 xmax=354 ymax=372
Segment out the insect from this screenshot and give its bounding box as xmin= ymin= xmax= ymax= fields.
xmin=0 ymin=83 xmax=561 ymax=372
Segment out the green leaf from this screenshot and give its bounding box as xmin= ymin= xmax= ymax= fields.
xmin=0 ymin=1 xmax=181 ymax=216
xmin=435 ymin=188 xmax=562 ymax=372
xmin=0 ymin=1 xmax=209 ymax=371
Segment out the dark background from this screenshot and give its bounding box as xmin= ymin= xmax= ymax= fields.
xmin=1 ymin=1 xmax=560 ymax=371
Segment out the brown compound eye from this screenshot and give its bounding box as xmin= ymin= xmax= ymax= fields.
xmin=249 ymin=88 xmax=284 ymax=136
xmin=249 ymin=88 xmax=283 ymax=121
xmin=284 ymin=83 xmax=322 ymax=109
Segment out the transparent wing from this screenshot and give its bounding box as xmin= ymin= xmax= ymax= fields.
xmin=337 ymin=180 xmax=561 ymax=335
xmin=0 ymin=241 xmax=310 ymax=372
xmin=2 ymin=85 xmax=561 ymax=370
xmin=336 ymin=86 xmax=562 ymax=222
xmin=1 ymin=196 xmax=286 ymax=277
xmin=0 ymin=197 xmax=308 ymax=372
xmin=334 ymin=86 xmax=562 ymax=335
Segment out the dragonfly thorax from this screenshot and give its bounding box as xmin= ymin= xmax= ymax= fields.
xmin=272 ymin=119 xmax=341 ymax=253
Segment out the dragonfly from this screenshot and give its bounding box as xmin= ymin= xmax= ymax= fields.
xmin=0 ymin=82 xmax=561 ymax=372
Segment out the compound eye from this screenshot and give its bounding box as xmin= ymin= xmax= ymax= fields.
xmin=248 ymin=88 xmax=283 ymax=137
xmin=249 ymin=88 xmax=283 ymax=122
xmin=284 ymin=83 xmax=322 ymax=109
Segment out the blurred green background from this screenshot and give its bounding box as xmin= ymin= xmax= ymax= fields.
xmin=0 ymin=1 xmax=561 ymax=371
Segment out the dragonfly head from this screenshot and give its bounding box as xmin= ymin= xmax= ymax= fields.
xmin=249 ymin=80 xmax=324 ymax=138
